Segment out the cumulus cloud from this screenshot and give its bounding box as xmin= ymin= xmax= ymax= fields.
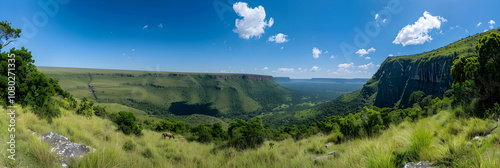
xmin=312 ymin=47 xmax=322 ymax=58
xmin=143 ymin=25 xmax=148 ymax=29
xmin=383 ymin=19 xmax=387 ymax=23
xmin=477 ymin=22 xmax=482 ymax=27
xmin=393 ymin=11 xmax=447 ymax=46
xmin=261 ymin=67 xmax=268 ymax=70
xmin=375 ymin=13 xmax=379 ymax=20
xmin=358 ymin=62 xmax=375 ymax=70
xmin=330 ymin=55 xmax=335 ymax=59
xmin=365 ymin=57 xmax=371 ymax=60
xmin=355 ymin=47 xmax=376 ymax=57
xmin=310 ymin=66 xmax=320 ymax=72
xmin=233 ymin=2 xmax=274 ymax=39
xmin=280 ymin=47 xmax=284 ymax=49
xmin=273 ymin=68 xmax=294 ymax=73
xmin=489 ymin=20 xmax=496 ymax=29
xmin=268 ymin=33 xmax=289 ymax=43
xmin=388 ymin=54 xmax=394 ymax=57
xmin=336 ymin=62 xmax=354 ymax=73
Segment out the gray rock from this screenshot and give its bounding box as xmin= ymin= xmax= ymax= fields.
xmin=404 ymin=161 xmax=433 ymax=168
xmin=474 ymin=136 xmax=480 ymax=141
xmin=466 ymin=142 xmax=472 ymax=146
xmin=39 ymin=132 xmax=92 ymax=167
xmin=404 ymin=162 xmax=415 ymax=168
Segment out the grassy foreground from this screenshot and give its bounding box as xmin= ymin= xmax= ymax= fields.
xmin=1 ymin=105 xmax=499 ymax=168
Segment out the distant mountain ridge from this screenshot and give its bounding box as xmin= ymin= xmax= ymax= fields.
xmin=319 ymin=29 xmax=500 ymax=117
xmin=39 ymin=67 xmax=291 ymax=120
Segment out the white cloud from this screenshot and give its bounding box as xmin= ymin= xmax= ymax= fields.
xmin=310 ymin=66 xmax=320 ymax=72
xmin=393 ymin=11 xmax=447 ymax=46
xmin=337 ymin=62 xmax=354 ymax=73
xmin=477 ymin=22 xmax=482 ymax=27
xmin=131 ymin=49 xmax=135 ymax=52
xmin=143 ymin=25 xmax=148 ymax=29
xmin=324 ymin=51 xmax=329 ymax=54
xmin=375 ymin=13 xmax=379 ymax=20
xmin=273 ymin=68 xmax=294 ymax=73
xmin=358 ymin=62 xmax=375 ymax=70
xmin=355 ymin=47 xmax=376 ymax=57
xmin=261 ymin=67 xmax=268 ymax=70
xmin=330 ymin=55 xmax=335 ymax=59
xmin=158 ymin=23 xmax=163 ymax=29
xmin=280 ymin=47 xmax=284 ymax=50
xmin=388 ymin=54 xmax=394 ymax=57
xmin=489 ymin=20 xmax=496 ymax=29
xmin=268 ymin=33 xmax=289 ymax=43
xmin=365 ymin=57 xmax=371 ymax=60
xmin=233 ymin=2 xmax=274 ymax=39
xmin=383 ymin=19 xmax=387 ymax=23
xmin=312 ymin=47 xmax=322 ymax=58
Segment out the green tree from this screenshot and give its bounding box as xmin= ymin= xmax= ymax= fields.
xmin=0 ymin=21 xmax=21 ymax=50
xmin=228 ymin=117 xmax=265 ymax=150
xmin=408 ymin=91 xmax=426 ymax=107
xmin=76 ymin=98 xmax=95 ymax=118
xmin=114 ymin=111 xmax=142 ymax=136
xmin=475 ymin=32 xmax=500 ymax=110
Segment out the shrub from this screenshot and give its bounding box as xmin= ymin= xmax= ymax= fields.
xmin=122 ymin=140 xmax=136 ymax=152
xmin=114 ymin=111 xmax=142 ymax=136
xmin=76 ymin=98 xmax=95 ymax=118
xmin=141 ymin=148 xmax=154 ymax=158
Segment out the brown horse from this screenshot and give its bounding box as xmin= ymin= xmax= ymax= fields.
xmin=162 ymin=133 xmax=174 ymax=139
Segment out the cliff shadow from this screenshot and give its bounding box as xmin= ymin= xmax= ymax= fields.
xmin=169 ymin=102 xmax=220 ymax=117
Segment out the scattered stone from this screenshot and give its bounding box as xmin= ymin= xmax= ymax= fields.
xmin=466 ymin=142 xmax=472 ymax=146
xmin=404 ymin=161 xmax=433 ymax=168
xmin=314 ymin=156 xmax=328 ymax=163
xmin=474 ymin=136 xmax=480 ymax=141
xmin=39 ymin=132 xmax=93 ymax=168
xmin=404 ymin=162 xmax=415 ymax=168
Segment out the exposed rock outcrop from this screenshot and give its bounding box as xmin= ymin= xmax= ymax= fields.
xmin=39 ymin=132 xmax=93 ymax=167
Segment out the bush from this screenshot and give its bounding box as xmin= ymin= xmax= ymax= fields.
xmin=141 ymin=148 xmax=154 ymax=158
xmin=326 ymin=130 xmax=344 ymax=144
xmin=122 ymin=140 xmax=136 ymax=152
xmin=228 ymin=117 xmax=265 ymax=150
xmin=93 ymin=106 xmax=108 ymax=118
xmin=76 ymin=98 xmax=95 ymax=118
xmin=114 ymin=111 xmax=142 ymax=136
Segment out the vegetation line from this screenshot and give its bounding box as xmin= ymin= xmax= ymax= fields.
xmin=88 ymin=73 xmax=98 ymax=102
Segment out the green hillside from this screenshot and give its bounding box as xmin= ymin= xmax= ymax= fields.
xmin=319 ymin=28 xmax=500 ymax=118
xmin=38 ymin=67 xmax=292 ymax=121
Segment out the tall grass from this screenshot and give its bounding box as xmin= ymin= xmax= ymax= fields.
xmin=2 ymin=105 xmax=500 ymax=168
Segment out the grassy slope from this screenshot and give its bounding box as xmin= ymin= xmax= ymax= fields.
xmin=38 ymin=67 xmax=292 ymax=123
xmin=2 ymin=106 xmax=499 ymax=167
xmin=319 ymin=29 xmax=500 ymax=117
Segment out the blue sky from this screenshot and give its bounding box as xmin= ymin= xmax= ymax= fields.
xmin=0 ymin=0 xmax=498 ymax=78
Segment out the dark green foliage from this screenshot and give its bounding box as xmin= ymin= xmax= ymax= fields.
xmin=141 ymin=148 xmax=154 ymax=158
xmin=114 ymin=111 xmax=143 ymax=136
xmin=93 ymin=105 xmax=108 ymax=118
xmin=408 ymin=91 xmax=425 ymax=107
xmin=154 ymin=118 xmax=188 ymax=133
xmin=475 ymin=32 xmax=500 ymax=111
xmin=189 ymin=122 xmax=227 ymax=143
xmin=228 ymin=117 xmax=265 ymax=150
xmin=122 ymin=140 xmax=136 ymax=152
xmin=76 ymin=98 xmax=95 ymax=118
xmin=0 ymin=22 xmax=73 ymax=122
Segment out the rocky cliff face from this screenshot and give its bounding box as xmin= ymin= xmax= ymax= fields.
xmin=321 ymin=29 xmax=500 ymax=115
xmin=373 ymin=57 xmax=455 ymax=108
